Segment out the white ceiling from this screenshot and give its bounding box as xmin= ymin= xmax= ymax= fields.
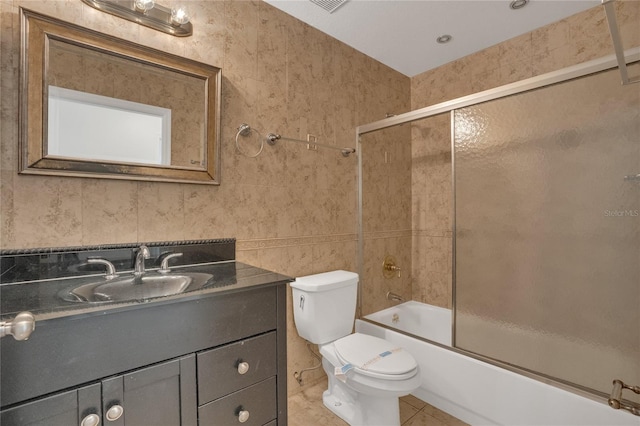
xmin=264 ymin=0 xmax=601 ymax=77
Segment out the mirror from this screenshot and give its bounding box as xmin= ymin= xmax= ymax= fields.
xmin=20 ymin=9 xmax=221 ymax=184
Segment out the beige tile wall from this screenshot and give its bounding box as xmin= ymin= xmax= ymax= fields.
xmin=0 ymin=0 xmax=409 ymax=396
xmin=360 ymin=123 xmax=413 ymax=316
xmin=410 ymin=113 xmax=452 ymax=308
xmin=409 ymin=1 xmax=640 ymax=309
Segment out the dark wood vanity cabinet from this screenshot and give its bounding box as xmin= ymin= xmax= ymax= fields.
xmin=0 ymin=283 xmax=288 ymax=426
xmin=0 ymin=383 xmax=102 ymax=426
xmin=1 ymin=357 xmax=195 ymax=426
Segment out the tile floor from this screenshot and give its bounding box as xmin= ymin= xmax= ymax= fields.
xmin=288 ymin=378 xmax=469 ymax=426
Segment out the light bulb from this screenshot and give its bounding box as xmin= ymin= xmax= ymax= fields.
xmin=134 ymin=0 xmax=155 ymax=12
xmin=171 ymin=6 xmax=190 ymax=25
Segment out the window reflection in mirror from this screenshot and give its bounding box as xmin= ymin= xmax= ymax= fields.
xmin=48 ymin=86 xmax=173 ymax=165
xmin=46 ymin=38 xmax=206 ymax=169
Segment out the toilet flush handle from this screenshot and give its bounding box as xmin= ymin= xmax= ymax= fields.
xmin=299 ymin=295 xmax=305 ymax=310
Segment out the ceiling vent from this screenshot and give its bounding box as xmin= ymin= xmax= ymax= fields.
xmin=309 ymin=0 xmax=348 ymax=13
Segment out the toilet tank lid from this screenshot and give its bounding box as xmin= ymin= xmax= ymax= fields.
xmin=290 ymin=270 xmax=358 ymax=292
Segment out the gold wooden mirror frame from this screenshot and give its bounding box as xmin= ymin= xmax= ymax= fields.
xmin=20 ymin=8 xmax=221 ymax=185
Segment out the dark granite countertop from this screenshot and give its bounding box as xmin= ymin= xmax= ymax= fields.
xmin=0 ymin=261 xmax=291 ymax=321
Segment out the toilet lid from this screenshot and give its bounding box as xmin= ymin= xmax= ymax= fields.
xmin=334 ymin=333 xmax=417 ymax=378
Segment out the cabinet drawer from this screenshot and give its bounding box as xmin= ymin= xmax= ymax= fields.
xmin=198 ymin=377 xmax=276 ymax=426
xmin=198 ymin=332 xmax=276 ymax=405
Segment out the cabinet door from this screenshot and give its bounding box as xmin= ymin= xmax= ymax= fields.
xmin=0 ymin=383 xmax=101 ymax=426
xmin=102 ymin=355 xmax=196 ymax=426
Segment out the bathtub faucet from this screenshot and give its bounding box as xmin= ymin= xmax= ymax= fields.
xmin=386 ymin=291 xmax=404 ymax=303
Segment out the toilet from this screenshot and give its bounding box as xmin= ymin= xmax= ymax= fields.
xmin=290 ymin=270 xmax=420 ymax=426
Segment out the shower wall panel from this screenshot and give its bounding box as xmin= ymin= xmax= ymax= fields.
xmin=360 ymin=125 xmax=413 ymax=315
xmin=411 ymin=114 xmax=453 ymax=308
xmin=454 ymin=64 xmax=640 ymax=398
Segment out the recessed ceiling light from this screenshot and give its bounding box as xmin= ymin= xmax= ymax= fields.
xmin=510 ymin=0 xmax=528 ymax=10
xmin=436 ymin=34 xmax=452 ymax=44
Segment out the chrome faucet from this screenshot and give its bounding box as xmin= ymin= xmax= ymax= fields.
xmin=134 ymin=245 xmax=150 ymax=276
xmin=386 ymin=291 xmax=405 ymax=303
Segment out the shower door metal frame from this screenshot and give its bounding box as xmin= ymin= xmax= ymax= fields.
xmin=357 ymin=48 xmax=640 ymax=136
xmin=355 ymin=47 xmax=640 ymax=405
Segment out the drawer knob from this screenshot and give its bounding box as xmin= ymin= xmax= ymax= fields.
xmin=105 ymin=404 xmax=124 ymax=422
xmin=80 ymin=413 xmax=100 ymax=426
xmin=237 ymin=361 xmax=249 ymax=375
xmin=238 ymin=410 xmax=250 ymax=423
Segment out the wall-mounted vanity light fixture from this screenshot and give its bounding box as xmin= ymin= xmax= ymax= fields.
xmin=81 ymin=0 xmax=193 ymax=37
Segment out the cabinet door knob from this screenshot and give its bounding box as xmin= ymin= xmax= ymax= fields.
xmin=237 ymin=361 xmax=249 ymax=375
xmin=0 ymin=311 xmax=35 ymax=341
xmin=105 ymin=405 xmax=124 ymax=422
xmin=238 ymin=410 xmax=250 ymax=423
xmin=80 ymin=413 xmax=100 ymax=426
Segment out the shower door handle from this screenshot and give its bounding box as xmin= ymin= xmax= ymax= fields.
xmin=608 ymin=379 xmax=640 ymax=416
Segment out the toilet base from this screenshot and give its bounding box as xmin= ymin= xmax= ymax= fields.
xmin=322 ymin=359 xmax=402 ymax=426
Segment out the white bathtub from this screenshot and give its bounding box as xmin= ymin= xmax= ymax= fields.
xmin=364 ymin=301 xmax=452 ymax=346
xmin=357 ymin=302 xmax=638 ymax=426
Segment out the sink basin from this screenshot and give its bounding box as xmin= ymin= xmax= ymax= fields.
xmin=60 ymin=272 xmax=213 ymax=303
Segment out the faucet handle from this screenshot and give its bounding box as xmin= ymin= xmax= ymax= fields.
xmin=159 ymin=252 xmax=183 ymax=273
xmin=382 ymin=255 xmax=401 ymax=279
xmin=88 ymin=257 xmax=118 ymax=279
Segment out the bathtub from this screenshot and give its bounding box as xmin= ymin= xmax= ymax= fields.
xmin=356 ymin=302 xmax=637 ymax=426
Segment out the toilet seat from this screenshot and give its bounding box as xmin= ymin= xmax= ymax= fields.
xmin=334 ymin=333 xmax=418 ymax=380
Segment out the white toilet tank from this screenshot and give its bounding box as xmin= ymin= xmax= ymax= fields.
xmin=290 ymin=270 xmax=359 ymax=345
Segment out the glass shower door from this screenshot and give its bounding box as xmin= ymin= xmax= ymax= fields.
xmin=453 ymin=64 xmax=640 ymax=401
